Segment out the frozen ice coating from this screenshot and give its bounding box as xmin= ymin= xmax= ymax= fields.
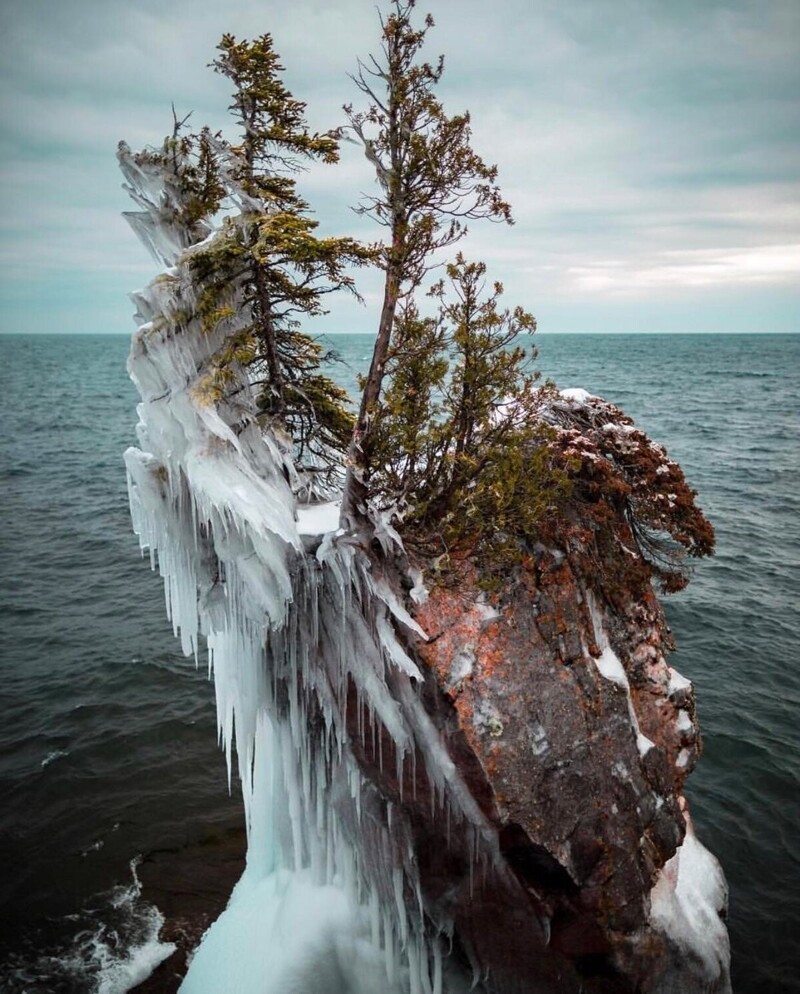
xmin=296 ymin=500 xmax=342 ymax=537
xmin=120 ymin=144 xmax=490 ymax=994
xmin=179 ymin=871 xmax=404 ymax=994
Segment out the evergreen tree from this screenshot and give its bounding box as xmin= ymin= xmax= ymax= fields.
xmin=119 ymin=113 xmax=225 ymax=257
xmin=123 ymin=16 xmax=714 ymax=592
xmin=364 ymin=299 xmax=448 ymax=508
xmin=182 ymin=35 xmax=373 ymax=479
xmin=340 ymin=0 xmax=512 ymax=527
xmin=369 ymin=254 xmax=570 ymax=575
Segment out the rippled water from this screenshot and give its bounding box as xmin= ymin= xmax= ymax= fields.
xmin=0 ymin=332 xmax=797 ymax=993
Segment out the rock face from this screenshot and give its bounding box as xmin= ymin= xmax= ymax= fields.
xmin=418 ymin=562 xmax=688 ymax=931
xmin=402 ymin=554 xmax=729 ymax=992
xmin=338 ymin=543 xmax=731 ymax=993
xmin=333 ymin=392 xmax=731 ymax=993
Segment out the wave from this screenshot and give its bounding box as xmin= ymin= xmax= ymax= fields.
xmin=701 ymin=370 xmax=778 ymax=379
xmin=0 ymin=857 xmax=174 ymax=994
xmin=41 ymin=749 xmax=69 ymax=769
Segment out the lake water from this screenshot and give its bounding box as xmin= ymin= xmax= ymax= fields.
xmin=0 ymin=332 xmax=797 ymax=993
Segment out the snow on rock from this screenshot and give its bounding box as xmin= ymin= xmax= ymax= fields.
xmin=594 ymin=643 xmax=629 ymax=688
xmin=295 ymin=500 xmax=341 ymax=537
xmin=587 ymin=591 xmax=655 ymax=758
xmin=559 ymin=387 xmax=596 ymax=403
xmin=649 ymin=809 xmax=732 ymax=993
xmin=668 ymin=666 xmax=692 ymax=696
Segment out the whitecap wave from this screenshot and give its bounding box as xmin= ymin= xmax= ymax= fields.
xmin=0 ymin=857 xmax=175 ymax=994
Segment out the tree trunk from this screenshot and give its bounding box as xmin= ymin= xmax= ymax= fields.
xmin=253 ymin=264 xmax=285 ymax=417
xmin=340 ymin=262 xmax=400 ymax=532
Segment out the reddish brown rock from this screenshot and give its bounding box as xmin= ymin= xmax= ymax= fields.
xmin=408 ymin=553 xmax=695 ymax=985
xmin=331 ymin=538 xmax=721 ymax=992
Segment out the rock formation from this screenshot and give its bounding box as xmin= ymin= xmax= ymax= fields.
xmin=120 ymin=143 xmax=731 ymax=994
xmin=405 ymin=555 xmax=729 ymax=993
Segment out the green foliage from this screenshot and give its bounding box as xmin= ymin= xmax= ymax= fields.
xmin=264 ymin=331 xmax=356 ymax=468
xmin=366 ymin=301 xmax=449 ymax=501
xmin=345 ymin=1 xmax=511 ymax=284
xmin=126 ymin=121 xmax=225 ymax=243
xmin=193 ymin=329 xmax=259 ymax=405
xmin=202 ymin=34 xmax=374 ymax=477
xmin=126 ymin=9 xmax=715 ymax=595
xmin=137 ymin=32 xmax=375 ymax=478
xmin=212 ymin=33 xmax=339 ymax=202
xmin=342 ymin=1 xmax=513 ymax=523
xmin=369 ymin=254 xmax=571 ymax=578
xmin=185 ymin=201 xmax=370 ymax=473
xmin=542 ymin=408 xmax=715 ymax=597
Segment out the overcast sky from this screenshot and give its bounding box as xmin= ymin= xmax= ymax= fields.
xmin=1 ymin=0 xmax=798 ymax=335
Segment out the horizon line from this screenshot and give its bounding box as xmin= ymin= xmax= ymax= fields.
xmin=2 ymin=330 xmax=798 ymax=338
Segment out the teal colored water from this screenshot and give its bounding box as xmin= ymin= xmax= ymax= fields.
xmin=0 ymin=332 xmax=798 ymax=992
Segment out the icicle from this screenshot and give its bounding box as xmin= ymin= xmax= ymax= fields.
xmin=393 ymin=866 xmax=408 ymax=948
xmin=384 ymin=909 xmax=396 ymax=983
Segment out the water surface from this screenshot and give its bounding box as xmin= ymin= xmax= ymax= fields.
xmin=0 ymin=332 xmax=797 ymax=992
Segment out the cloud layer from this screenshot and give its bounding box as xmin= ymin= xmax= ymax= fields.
xmin=1 ymin=0 xmax=798 ymax=334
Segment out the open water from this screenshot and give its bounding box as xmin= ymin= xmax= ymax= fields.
xmin=0 ymin=332 xmax=798 ymax=993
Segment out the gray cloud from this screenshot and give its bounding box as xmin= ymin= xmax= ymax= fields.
xmin=1 ymin=0 xmax=798 ymax=334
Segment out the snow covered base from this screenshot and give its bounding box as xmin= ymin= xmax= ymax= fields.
xmin=181 ymin=870 xmax=392 ymax=994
